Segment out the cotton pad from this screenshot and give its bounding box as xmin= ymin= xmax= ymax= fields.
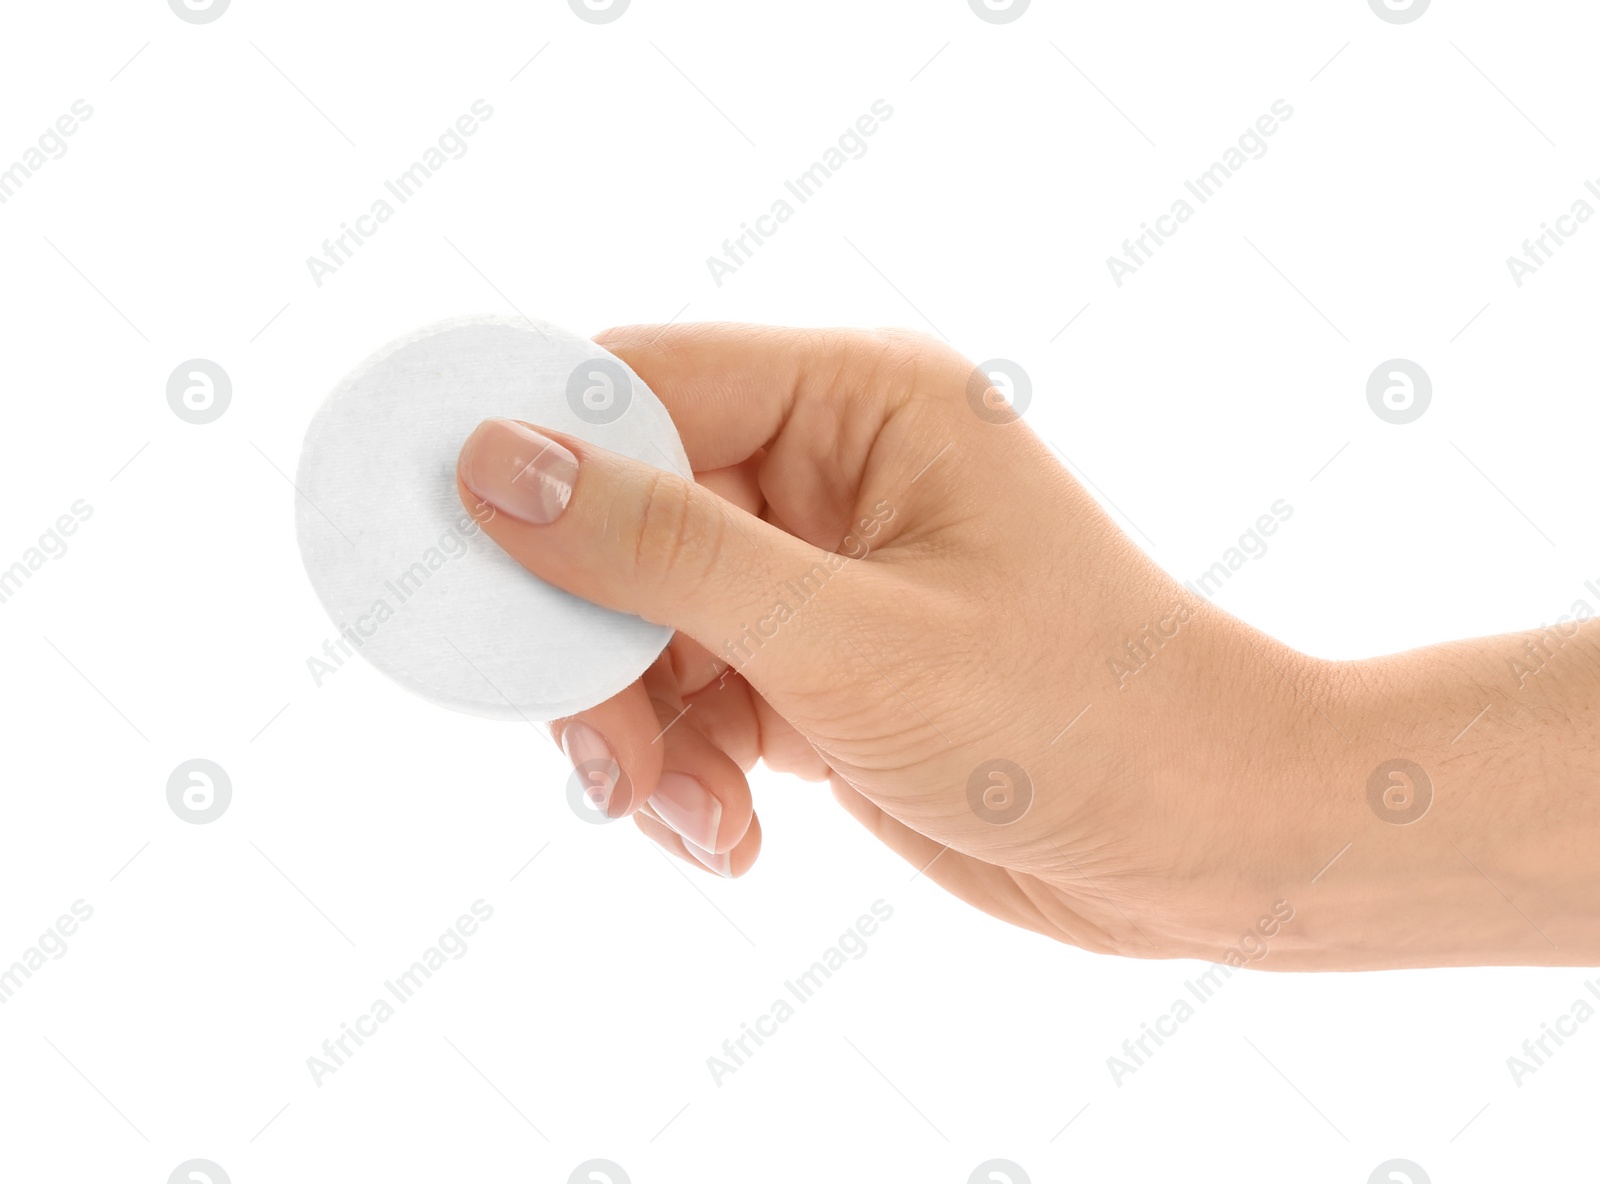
xmin=295 ymin=315 xmax=691 ymax=721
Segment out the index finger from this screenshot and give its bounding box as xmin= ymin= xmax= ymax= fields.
xmin=594 ymin=323 xmax=906 ymax=472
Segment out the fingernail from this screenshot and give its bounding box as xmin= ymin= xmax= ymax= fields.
xmin=683 ymin=838 xmax=732 ymax=878
xmin=460 ymin=418 xmax=577 ymax=525
xmin=562 ymin=721 xmax=621 ymax=816
xmin=649 ymin=771 xmax=722 ymax=852
xmin=639 ymin=822 xmax=731 ymax=877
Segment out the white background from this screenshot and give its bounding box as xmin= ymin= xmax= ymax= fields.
xmin=2 ymin=1 xmax=1598 ymax=1180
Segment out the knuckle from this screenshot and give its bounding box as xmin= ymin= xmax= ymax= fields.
xmin=857 ymin=329 xmax=969 ymax=404
xmin=632 ymin=472 xmax=722 ymax=599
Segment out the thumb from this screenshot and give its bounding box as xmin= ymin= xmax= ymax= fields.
xmin=456 ymin=416 xmax=837 ymax=666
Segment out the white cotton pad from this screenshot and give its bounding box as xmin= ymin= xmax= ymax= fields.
xmin=295 ymin=314 xmax=690 ymax=721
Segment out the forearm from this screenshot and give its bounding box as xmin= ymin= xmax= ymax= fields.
xmin=1290 ymin=618 xmax=1600 ymax=969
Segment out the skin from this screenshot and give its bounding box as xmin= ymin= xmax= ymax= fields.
xmin=456 ymin=324 xmax=1600 ymax=971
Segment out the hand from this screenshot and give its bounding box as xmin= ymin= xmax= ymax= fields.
xmin=456 ymin=324 xmax=1600 ymax=969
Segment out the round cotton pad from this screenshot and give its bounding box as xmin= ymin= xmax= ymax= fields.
xmin=295 ymin=315 xmax=690 ymax=721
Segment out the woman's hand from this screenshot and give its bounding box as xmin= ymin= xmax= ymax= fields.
xmin=456 ymin=323 xmax=1600 ymax=970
